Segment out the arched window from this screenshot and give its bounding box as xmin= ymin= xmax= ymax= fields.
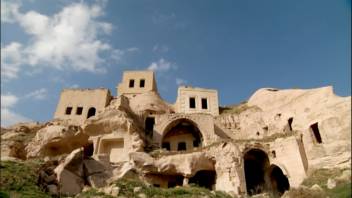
xmin=87 ymin=107 xmax=96 ymax=118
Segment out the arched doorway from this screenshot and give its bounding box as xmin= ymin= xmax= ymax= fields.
xmin=243 ymin=149 xmax=270 ymax=195
xmin=87 ymin=107 xmax=96 ymax=118
xmin=161 ymin=119 xmax=203 ymax=151
xmin=268 ymin=165 xmax=290 ymax=196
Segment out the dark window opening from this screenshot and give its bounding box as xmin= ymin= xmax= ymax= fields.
xmin=244 ymin=149 xmax=270 ymax=196
xmin=177 ymin=142 xmax=186 ymax=151
xmin=310 ymin=123 xmax=322 ymax=144
xmin=201 ymin=98 xmax=208 ymax=109
xmin=269 ymin=165 xmax=290 ymax=196
xmin=189 ymin=170 xmax=216 ymax=190
xmin=140 ymin=79 xmax=145 ymax=88
xmin=76 ymin=107 xmax=83 ymax=115
xmin=256 ymin=132 xmax=260 ymax=136
xmin=65 ymin=107 xmax=73 ymax=115
xmin=153 ymin=184 xmax=160 ymax=187
xmin=167 ymin=175 xmax=183 ymax=188
xmin=129 ymin=79 xmax=135 ymax=88
xmin=193 ymin=140 xmax=199 ymax=148
xmin=87 ymin=107 xmax=96 ymax=118
xmin=288 ymin=117 xmax=293 ymax=131
xmin=83 ymin=142 xmax=94 ymax=157
xmin=145 ymin=117 xmax=155 ymax=138
xmin=162 ymin=142 xmax=170 ymax=151
xmin=272 ymin=150 xmax=276 ymax=158
xmin=189 ymin=97 xmax=196 ymax=109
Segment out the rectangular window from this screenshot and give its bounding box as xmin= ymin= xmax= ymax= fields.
xmin=310 ymin=123 xmax=322 ymax=144
xmin=177 ymin=142 xmax=186 ymax=151
xmin=140 ymin=79 xmax=145 ymax=88
xmin=65 ymin=107 xmax=72 ymax=115
xmin=129 ymin=79 xmax=135 ymax=88
xmin=76 ymin=107 xmax=83 ymax=115
xmin=193 ymin=140 xmax=199 ymax=148
xmin=189 ymin=97 xmax=196 ymax=109
xmin=162 ymin=142 xmax=170 ymax=151
xmin=201 ymin=98 xmax=208 ymax=109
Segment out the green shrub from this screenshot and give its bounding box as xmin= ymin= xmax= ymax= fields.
xmin=0 ymin=160 xmax=50 ymax=198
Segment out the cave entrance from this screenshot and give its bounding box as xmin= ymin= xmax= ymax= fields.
xmin=162 ymin=119 xmax=203 ymax=151
xmin=243 ymin=149 xmax=270 ymax=195
xmin=268 ymin=165 xmax=290 ymax=196
xmin=189 ymin=170 xmax=216 ymax=190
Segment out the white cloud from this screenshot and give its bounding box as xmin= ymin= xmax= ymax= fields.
xmin=176 ymin=78 xmax=187 ymax=86
xmin=1 ymin=42 xmax=23 ymax=80
xmin=1 ymin=0 xmax=20 ymax=23
xmin=1 ymin=0 xmax=121 ymax=80
xmin=127 ymin=47 xmax=139 ymax=52
xmin=147 ymin=58 xmax=177 ymax=72
xmin=153 ymin=44 xmax=169 ymax=53
xmin=24 ymin=88 xmax=47 ymax=100
xmin=1 ymin=94 xmax=19 ymax=108
xmin=1 ymin=93 xmax=32 ymax=127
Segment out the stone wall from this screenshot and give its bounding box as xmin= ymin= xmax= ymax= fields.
xmin=175 ymin=86 xmax=219 ymax=116
xmin=117 ymin=70 xmax=158 ymax=96
xmin=54 ymin=88 xmax=111 ymax=125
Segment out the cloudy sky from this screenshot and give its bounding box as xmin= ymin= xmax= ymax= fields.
xmin=1 ymin=0 xmax=350 ymax=126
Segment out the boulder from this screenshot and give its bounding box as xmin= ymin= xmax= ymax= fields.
xmin=54 ymin=149 xmax=85 ymax=196
xmin=26 ymin=123 xmax=88 ymax=158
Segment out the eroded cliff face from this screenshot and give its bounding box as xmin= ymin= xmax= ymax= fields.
xmin=215 ymin=86 xmax=351 ymax=170
xmin=1 ymin=86 xmax=350 ymax=197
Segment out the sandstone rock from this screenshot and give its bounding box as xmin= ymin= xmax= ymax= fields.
xmin=1 ymin=122 xmax=44 ymax=159
xmin=87 ymin=172 xmax=110 ymax=188
xmin=47 ymin=184 xmax=59 ymax=196
xmin=133 ymin=186 xmax=142 ymax=193
xmin=327 ymin=178 xmax=336 ymax=189
xmin=26 ymin=123 xmax=88 ymax=158
xmin=111 ymin=186 xmax=120 ymax=196
xmin=310 ymin=184 xmax=323 ymax=192
xmin=56 ymin=169 xmax=84 ymax=196
xmin=137 ymin=193 xmax=147 ymax=198
xmin=54 ymin=149 xmax=85 ymax=196
xmin=83 ymin=158 xmax=106 ymax=175
xmin=336 ymin=169 xmax=351 ymax=182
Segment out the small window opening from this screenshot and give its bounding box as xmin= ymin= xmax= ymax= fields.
xmin=189 ymin=97 xmax=196 ymax=109
xmin=87 ymin=107 xmax=96 ymax=118
xmin=140 ymin=79 xmax=145 ymax=88
xmin=83 ymin=142 xmax=94 ymax=157
xmin=256 ymin=132 xmax=260 ymax=136
xmin=310 ymin=123 xmax=322 ymax=144
xmin=145 ymin=117 xmax=155 ymax=138
xmin=162 ymin=142 xmax=170 ymax=151
xmin=201 ymin=98 xmax=208 ymax=109
xmin=177 ymin=142 xmax=186 ymax=151
xmin=193 ymin=140 xmax=199 ymax=148
xmin=272 ymin=150 xmax=276 ymax=158
xmin=76 ymin=107 xmax=83 ymax=115
xmin=288 ymin=117 xmax=293 ymax=131
xmin=129 ymin=79 xmax=135 ymax=88
xmin=65 ymin=107 xmax=73 ymax=115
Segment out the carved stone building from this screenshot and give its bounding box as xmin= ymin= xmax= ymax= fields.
xmin=53 ymin=70 xmax=351 ymax=196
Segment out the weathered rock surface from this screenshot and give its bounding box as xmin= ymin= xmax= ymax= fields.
xmin=54 ymin=148 xmax=112 ymax=195
xmin=1 ymin=122 xmax=44 ymax=160
xmin=26 ymin=121 xmax=89 ymax=158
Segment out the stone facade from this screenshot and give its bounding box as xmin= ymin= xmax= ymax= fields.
xmin=116 ymin=70 xmax=158 ymax=97
xmin=46 ymin=70 xmax=350 ymax=196
xmin=54 ymin=88 xmax=111 ymax=125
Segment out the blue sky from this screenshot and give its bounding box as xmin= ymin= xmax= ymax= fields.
xmin=1 ymin=0 xmax=351 ymax=126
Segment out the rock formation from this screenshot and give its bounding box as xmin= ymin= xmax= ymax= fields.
xmin=1 ymin=70 xmax=350 ymax=197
